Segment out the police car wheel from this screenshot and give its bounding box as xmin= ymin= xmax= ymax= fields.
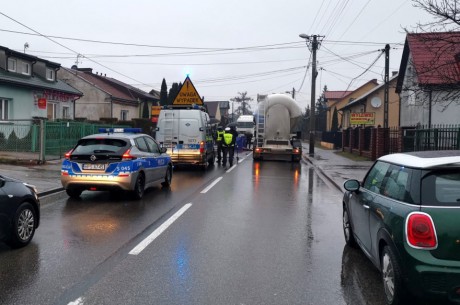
xmin=162 ymin=167 xmax=172 ymax=187
xmin=202 ymin=154 xmax=209 ymax=170
xmin=132 ymin=173 xmax=145 ymax=200
xmin=66 ymin=189 xmax=82 ymax=198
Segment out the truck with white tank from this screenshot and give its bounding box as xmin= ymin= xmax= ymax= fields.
xmin=253 ymin=94 xmax=302 ymax=162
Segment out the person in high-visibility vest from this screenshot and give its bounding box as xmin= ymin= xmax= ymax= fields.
xmin=222 ymin=126 xmax=237 ymax=167
xmin=214 ymin=126 xmax=224 ymax=164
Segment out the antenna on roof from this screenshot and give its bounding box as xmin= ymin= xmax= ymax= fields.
xmin=75 ymin=54 xmax=82 ymax=67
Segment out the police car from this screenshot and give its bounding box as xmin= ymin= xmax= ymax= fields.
xmin=61 ymin=128 xmax=173 ymax=199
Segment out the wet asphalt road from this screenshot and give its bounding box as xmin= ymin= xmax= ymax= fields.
xmin=0 ymin=151 xmax=422 ymax=305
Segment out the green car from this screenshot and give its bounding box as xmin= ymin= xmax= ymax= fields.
xmin=343 ymin=150 xmax=460 ymax=305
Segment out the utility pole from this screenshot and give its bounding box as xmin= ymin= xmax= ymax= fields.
xmin=384 ymin=44 xmax=390 ymax=128
xmin=292 ymin=87 xmax=295 ymax=99
xmin=299 ymin=34 xmax=323 ymax=156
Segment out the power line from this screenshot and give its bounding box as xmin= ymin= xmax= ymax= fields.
xmin=343 ymin=50 xmax=384 ymax=93
xmin=359 ymin=0 xmax=411 ymax=40
xmin=334 ymin=0 xmax=373 ymax=41
xmin=296 ymin=53 xmax=312 ymax=92
xmin=308 ymin=0 xmax=327 ymax=34
xmin=321 ymin=0 xmax=351 ymax=38
xmin=0 ymin=27 xmax=303 ymax=52
xmin=194 ymin=66 xmax=307 ymax=84
xmin=0 ymin=11 xmax=153 ymax=89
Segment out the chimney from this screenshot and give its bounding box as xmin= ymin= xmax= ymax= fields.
xmin=77 ymin=68 xmax=93 ymax=73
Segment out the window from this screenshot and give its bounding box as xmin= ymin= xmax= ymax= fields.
xmin=73 ymin=139 xmax=128 ymax=154
xmin=0 ymin=99 xmax=9 ymax=120
xmin=7 ymin=58 xmax=16 ymax=72
xmin=120 ymin=110 xmax=128 ymax=121
xmin=145 ymin=137 xmax=160 ymax=153
xmin=422 ymin=170 xmax=460 ymax=206
xmin=381 ymin=165 xmax=412 ymax=202
xmin=62 ymin=106 xmax=70 ymax=119
xmin=46 ymin=68 xmax=55 ymax=81
xmin=47 ymin=102 xmax=57 ymax=120
xmin=363 ymin=161 xmax=391 ymax=194
xmin=19 ymin=61 xmax=31 ymax=76
xmin=135 ymin=137 xmax=149 ymax=152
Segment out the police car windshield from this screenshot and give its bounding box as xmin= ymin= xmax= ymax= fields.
xmin=73 ymin=139 xmax=129 ymax=155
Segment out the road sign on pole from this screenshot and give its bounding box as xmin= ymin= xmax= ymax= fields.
xmin=172 ymin=76 xmax=203 ymax=105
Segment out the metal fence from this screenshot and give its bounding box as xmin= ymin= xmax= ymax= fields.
xmin=335 ymin=124 xmax=459 ymax=160
xmin=403 ymin=124 xmax=460 ymax=152
xmin=0 ymin=120 xmax=130 ymax=161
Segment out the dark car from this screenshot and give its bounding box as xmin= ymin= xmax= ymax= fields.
xmin=0 ymin=174 xmax=40 ymax=248
xmin=342 ymin=150 xmax=460 ymax=305
xmin=61 ymin=128 xmax=173 ymax=199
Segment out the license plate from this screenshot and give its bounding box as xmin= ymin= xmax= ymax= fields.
xmin=83 ymin=163 xmax=105 ymax=170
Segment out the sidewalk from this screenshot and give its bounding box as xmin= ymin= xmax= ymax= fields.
xmin=302 ymin=144 xmax=373 ymax=192
xmin=0 ymin=146 xmax=374 ymax=197
xmin=0 ymin=153 xmax=63 ymax=197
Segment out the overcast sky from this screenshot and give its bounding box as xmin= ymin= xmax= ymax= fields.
xmin=0 ymin=0 xmax=433 ymax=110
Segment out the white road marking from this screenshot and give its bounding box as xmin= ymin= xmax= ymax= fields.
xmin=129 ymin=203 xmax=192 ymax=255
xmin=226 ymin=164 xmax=237 ymax=173
xmin=200 ymin=177 xmax=223 ymax=193
xmin=238 ymin=151 xmax=252 ymax=163
xmin=67 ymin=297 xmax=84 ymax=305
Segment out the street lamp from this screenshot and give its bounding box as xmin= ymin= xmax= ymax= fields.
xmin=299 ymin=33 xmax=318 ymax=157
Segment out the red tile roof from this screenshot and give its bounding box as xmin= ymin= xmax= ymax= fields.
xmin=407 ymin=32 xmax=460 ymax=85
xmin=324 ymin=91 xmax=352 ymax=100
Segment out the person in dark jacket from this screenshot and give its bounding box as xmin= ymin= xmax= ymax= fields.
xmin=214 ymin=126 xmax=224 ymax=164
xmin=222 ymin=126 xmax=237 ymax=167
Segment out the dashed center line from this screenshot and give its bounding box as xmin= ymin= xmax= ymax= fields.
xmin=200 ymin=176 xmax=223 ymax=193
xmin=129 ymin=203 xmax=192 ymax=255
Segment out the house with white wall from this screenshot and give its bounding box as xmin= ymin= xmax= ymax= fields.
xmin=0 ymin=45 xmax=82 ymax=122
xmin=59 ymin=66 xmax=158 ymax=122
xmin=396 ymin=32 xmax=460 ymax=127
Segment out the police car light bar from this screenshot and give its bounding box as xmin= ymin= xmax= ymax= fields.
xmin=98 ymin=128 xmax=142 ymax=134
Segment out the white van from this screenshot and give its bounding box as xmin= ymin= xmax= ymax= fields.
xmin=155 ymin=106 xmax=215 ymax=169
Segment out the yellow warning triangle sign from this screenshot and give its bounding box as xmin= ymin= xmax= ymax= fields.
xmin=172 ymin=76 xmax=203 ymax=105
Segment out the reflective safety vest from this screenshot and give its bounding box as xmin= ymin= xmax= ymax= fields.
xmin=223 ymin=132 xmax=234 ymax=146
xmin=217 ymin=130 xmax=224 ymax=141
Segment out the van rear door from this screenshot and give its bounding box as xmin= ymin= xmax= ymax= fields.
xmin=175 ymin=117 xmax=201 ymax=161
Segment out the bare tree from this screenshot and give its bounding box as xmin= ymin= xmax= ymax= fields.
xmin=413 ymin=0 xmax=460 ymax=30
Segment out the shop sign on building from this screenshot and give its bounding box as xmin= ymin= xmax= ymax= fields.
xmin=350 ymin=112 xmax=375 ymax=125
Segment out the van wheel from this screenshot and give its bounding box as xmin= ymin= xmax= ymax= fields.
xmin=208 ymin=151 xmax=215 ymax=166
xmin=201 ymin=153 xmax=209 ymax=170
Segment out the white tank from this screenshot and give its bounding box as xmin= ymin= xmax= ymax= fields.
xmin=255 ymin=94 xmax=302 ymax=141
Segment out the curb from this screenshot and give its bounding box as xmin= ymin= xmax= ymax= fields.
xmin=303 ymin=154 xmax=343 ymax=192
xmin=38 ymin=187 xmax=64 ymax=198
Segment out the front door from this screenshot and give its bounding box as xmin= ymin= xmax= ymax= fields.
xmin=352 ymin=161 xmax=391 ymax=254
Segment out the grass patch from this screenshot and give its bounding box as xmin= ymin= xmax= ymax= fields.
xmin=334 ymin=151 xmax=371 ymax=161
